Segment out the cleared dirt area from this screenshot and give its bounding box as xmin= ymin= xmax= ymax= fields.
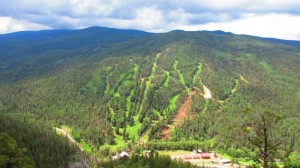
xmin=161 ymin=126 xmax=171 ymax=139
xmin=203 ymin=85 xmax=212 ymax=99
xmin=161 ymin=90 xmax=197 ymax=139
xmin=172 ymin=90 xmax=196 ymax=125
xmin=162 ymin=150 xmax=240 ymax=168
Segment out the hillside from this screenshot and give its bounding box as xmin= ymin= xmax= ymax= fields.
xmin=0 ymin=27 xmax=149 ymax=82
xmin=0 ymin=27 xmax=299 ymax=166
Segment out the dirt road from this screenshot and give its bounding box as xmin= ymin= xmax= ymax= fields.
xmin=54 ymin=127 xmax=84 ymax=151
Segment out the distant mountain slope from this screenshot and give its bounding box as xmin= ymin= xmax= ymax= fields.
xmin=0 ymin=26 xmax=149 ymax=44
xmin=0 ymin=27 xmax=150 ymax=82
xmin=201 ymin=30 xmax=234 ymax=35
xmin=256 ymin=36 xmax=300 ymax=47
xmin=0 ymin=27 xmax=299 ymax=84
xmin=202 ymin=30 xmax=300 ymax=47
xmin=0 ymin=27 xmax=149 ymax=58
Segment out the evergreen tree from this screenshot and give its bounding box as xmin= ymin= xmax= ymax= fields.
xmin=244 ymin=111 xmax=281 ymax=168
xmin=0 ymin=132 xmax=35 ymax=168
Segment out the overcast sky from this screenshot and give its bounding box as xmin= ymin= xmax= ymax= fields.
xmin=1 ymin=0 xmax=300 ymax=40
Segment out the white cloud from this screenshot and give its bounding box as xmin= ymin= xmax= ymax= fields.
xmin=1 ymin=0 xmax=300 ymax=40
xmin=75 ymin=7 xmax=166 ymax=32
xmin=68 ymin=0 xmax=121 ymax=17
xmin=179 ymin=0 xmax=300 ymax=12
xmin=0 ymin=17 xmax=50 ymax=34
xmin=132 ymin=7 xmax=164 ymax=29
xmin=199 ymin=13 xmax=300 ymax=40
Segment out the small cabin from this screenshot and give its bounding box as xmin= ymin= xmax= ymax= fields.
xmin=191 ymin=154 xmax=201 ymax=159
xmin=120 ymin=151 xmax=129 ymax=158
xmin=112 ymin=151 xmax=129 ymax=160
xmin=201 ymin=153 xmax=210 ymax=159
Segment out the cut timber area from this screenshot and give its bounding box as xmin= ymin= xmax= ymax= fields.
xmin=172 ymin=90 xmax=197 ymax=125
xmin=161 ymin=90 xmax=197 ymax=139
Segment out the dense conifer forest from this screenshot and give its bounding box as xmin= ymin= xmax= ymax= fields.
xmin=0 ymin=27 xmax=299 ymax=167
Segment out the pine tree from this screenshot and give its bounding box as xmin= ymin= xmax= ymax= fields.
xmin=244 ymin=111 xmax=281 ymax=168
xmin=0 ymin=132 xmax=35 ymax=168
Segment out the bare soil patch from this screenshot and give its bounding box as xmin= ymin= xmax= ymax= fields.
xmin=161 ymin=90 xmax=197 ymax=139
xmin=203 ymin=85 xmax=212 ymax=99
xmin=172 ymin=90 xmax=196 ymax=125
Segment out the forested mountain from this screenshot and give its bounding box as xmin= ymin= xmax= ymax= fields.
xmin=0 ymin=27 xmax=149 ymax=82
xmin=0 ymin=27 xmax=299 ymax=167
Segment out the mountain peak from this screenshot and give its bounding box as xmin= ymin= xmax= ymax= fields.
xmin=201 ymin=30 xmax=234 ymax=35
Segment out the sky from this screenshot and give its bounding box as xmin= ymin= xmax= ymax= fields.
xmin=1 ymin=0 xmax=300 ymax=40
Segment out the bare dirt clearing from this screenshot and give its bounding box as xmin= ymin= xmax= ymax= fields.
xmin=161 ymin=90 xmax=197 ymax=139
xmin=203 ymin=85 xmax=212 ymax=99
xmin=172 ymin=90 xmax=197 ymax=125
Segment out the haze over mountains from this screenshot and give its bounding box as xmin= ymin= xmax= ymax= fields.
xmin=0 ymin=26 xmax=299 ymax=167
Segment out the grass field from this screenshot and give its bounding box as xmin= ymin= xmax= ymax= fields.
xmin=127 ymin=115 xmax=142 ymax=141
xmin=192 ymin=63 xmax=203 ymax=86
xmin=163 ymin=71 xmax=170 ymax=87
xmin=169 ymin=94 xmax=179 ymax=111
xmin=79 ymin=140 xmax=93 ymax=154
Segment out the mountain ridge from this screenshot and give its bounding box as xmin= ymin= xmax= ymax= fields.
xmin=1 ymin=27 xmax=300 ymax=45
